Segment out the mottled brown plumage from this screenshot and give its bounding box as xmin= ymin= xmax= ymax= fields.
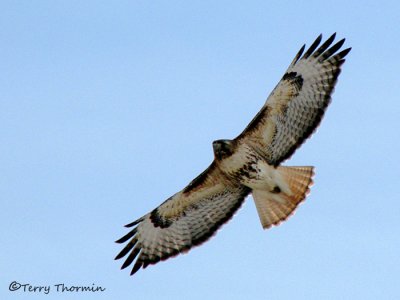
xmin=115 ymin=33 xmax=351 ymax=276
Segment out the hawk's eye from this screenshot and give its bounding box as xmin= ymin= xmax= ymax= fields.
xmin=218 ymin=142 xmax=233 ymax=158
xmin=212 ymin=140 xmax=234 ymax=160
xmin=221 ymin=145 xmax=232 ymax=156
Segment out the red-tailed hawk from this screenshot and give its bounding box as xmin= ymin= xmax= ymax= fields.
xmin=115 ymin=33 xmax=351 ymax=275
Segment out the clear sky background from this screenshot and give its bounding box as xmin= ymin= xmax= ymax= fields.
xmin=2 ymin=1 xmax=399 ymax=299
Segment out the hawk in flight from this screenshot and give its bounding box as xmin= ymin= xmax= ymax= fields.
xmin=115 ymin=33 xmax=351 ymax=275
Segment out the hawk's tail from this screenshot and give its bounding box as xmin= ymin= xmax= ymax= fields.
xmin=252 ymin=166 xmax=314 ymax=229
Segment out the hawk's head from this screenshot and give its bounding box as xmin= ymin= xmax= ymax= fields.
xmin=212 ymin=139 xmax=235 ymax=160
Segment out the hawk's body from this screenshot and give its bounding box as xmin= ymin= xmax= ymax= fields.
xmin=116 ymin=34 xmax=351 ymax=275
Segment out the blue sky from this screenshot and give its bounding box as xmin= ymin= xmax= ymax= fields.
xmin=2 ymin=1 xmax=400 ymax=299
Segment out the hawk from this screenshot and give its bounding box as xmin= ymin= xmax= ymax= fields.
xmin=115 ymin=33 xmax=351 ymax=275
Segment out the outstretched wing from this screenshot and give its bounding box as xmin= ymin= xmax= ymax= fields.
xmin=237 ymin=33 xmax=351 ymax=166
xmin=115 ymin=163 xmax=250 ymax=275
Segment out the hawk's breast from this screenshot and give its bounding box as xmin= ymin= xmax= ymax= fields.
xmin=217 ymin=143 xmax=276 ymax=191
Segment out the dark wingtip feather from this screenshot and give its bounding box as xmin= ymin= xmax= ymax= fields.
xmin=115 ymin=239 xmax=138 ymax=260
xmin=303 ymin=34 xmax=322 ymax=59
xmin=321 ymin=38 xmax=346 ymax=60
xmin=292 ymin=44 xmax=306 ymax=65
xmin=336 ymin=47 xmax=352 ymax=60
xmin=130 ymin=261 xmax=143 ymax=275
xmin=121 ymin=247 xmax=141 ymax=270
xmin=327 ymin=32 xmax=337 ymax=43
xmin=313 ymin=33 xmax=336 ymax=57
xmin=115 ymin=228 xmax=137 ymax=244
xmin=125 ymin=217 xmax=143 ymax=228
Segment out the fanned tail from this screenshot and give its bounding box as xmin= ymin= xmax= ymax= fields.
xmin=252 ymin=166 xmax=314 ymax=229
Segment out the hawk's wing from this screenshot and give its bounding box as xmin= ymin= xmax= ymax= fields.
xmin=115 ymin=163 xmax=250 ymax=275
xmin=237 ymin=33 xmax=351 ymax=166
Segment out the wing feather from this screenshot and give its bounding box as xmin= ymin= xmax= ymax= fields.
xmin=115 ymin=165 xmax=250 ymax=275
xmin=303 ymin=34 xmax=322 ymax=58
xmin=237 ymin=33 xmax=351 ymax=166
